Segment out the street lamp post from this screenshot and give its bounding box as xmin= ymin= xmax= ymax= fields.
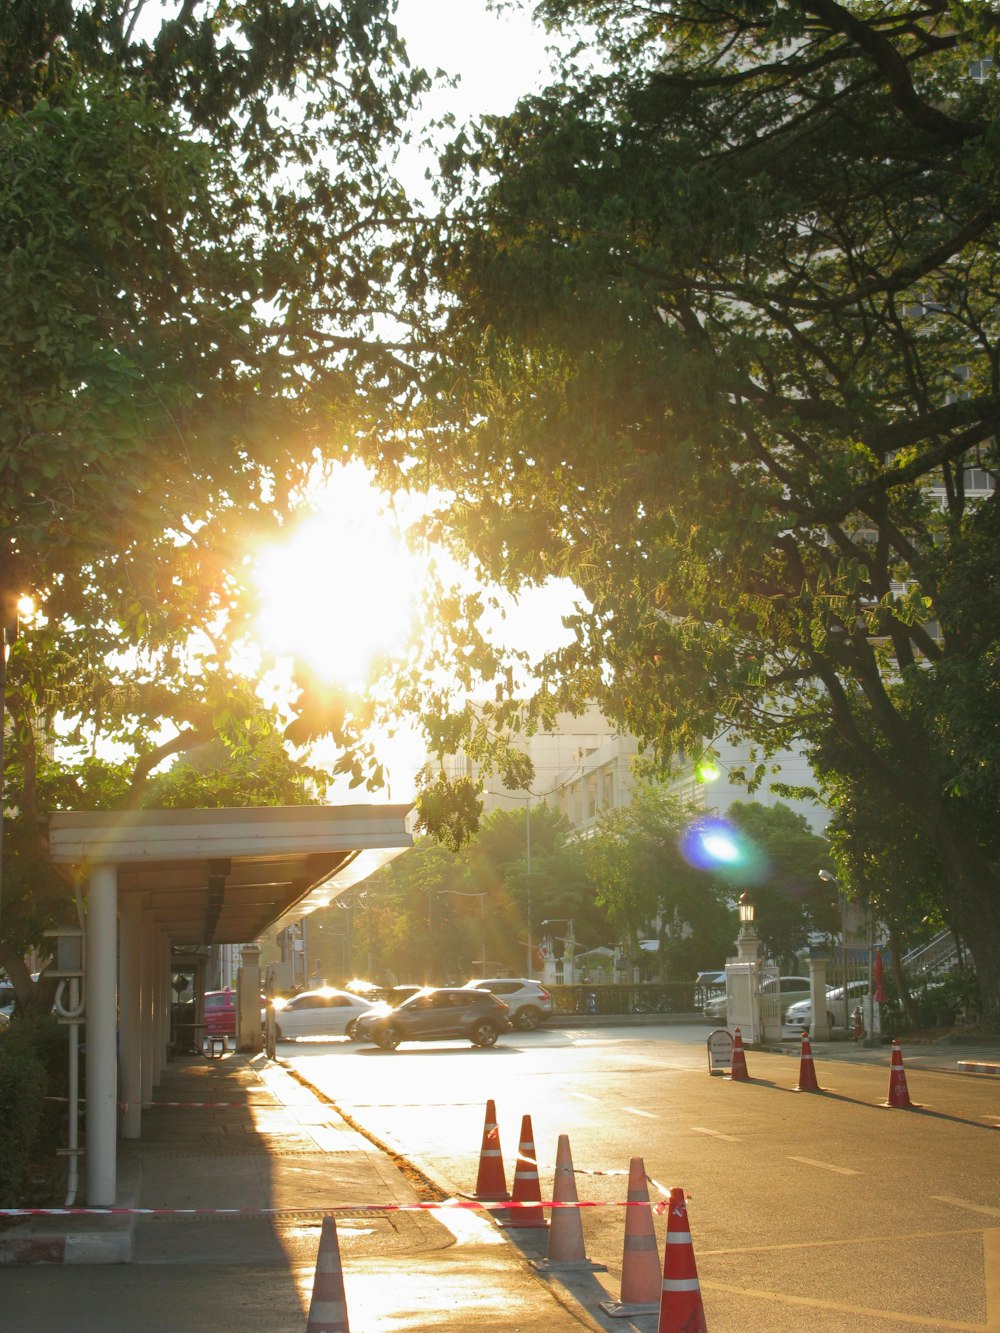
xmin=449 ymin=891 xmax=487 ymax=974
xmin=0 ymin=596 xmax=20 ymax=942
xmin=733 ymin=893 xmax=763 ymax=1041
xmin=735 ymin=892 xmax=761 ymax=964
xmin=525 ymin=800 xmax=532 ymax=979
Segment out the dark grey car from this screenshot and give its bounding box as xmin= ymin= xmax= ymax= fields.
xmin=354 ymin=986 xmax=512 ymax=1050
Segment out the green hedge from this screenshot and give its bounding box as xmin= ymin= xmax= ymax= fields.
xmin=0 ymin=1016 xmax=68 ymax=1204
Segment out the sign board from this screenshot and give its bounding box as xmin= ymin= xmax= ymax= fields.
xmin=707 ymin=1028 xmax=734 ymax=1074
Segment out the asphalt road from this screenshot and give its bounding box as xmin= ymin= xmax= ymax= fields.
xmin=283 ymin=1022 xmax=1000 ymax=1333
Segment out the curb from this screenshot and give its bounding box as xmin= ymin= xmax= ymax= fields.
xmin=956 ymin=1061 xmax=1000 ymax=1075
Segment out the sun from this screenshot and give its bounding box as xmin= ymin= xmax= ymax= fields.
xmin=252 ymin=463 xmax=422 ymax=690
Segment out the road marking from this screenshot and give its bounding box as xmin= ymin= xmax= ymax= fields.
xmin=690 ymin=1126 xmax=742 ymax=1142
xmin=567 ymin=1091 xmax=600 ymax=1103
xmin=623 ymin=1106 xmax=657 ymax=1118
xmin=788 ymin=1155 xmax=860 ymax=1176
xmin=702 ymin=1280 xmax=985 ymax=1329
xmin=934 ymin=1196 xmax=1000 ymax=1220
xmin=986 ymin=1230 xmax=1000 ymax=1332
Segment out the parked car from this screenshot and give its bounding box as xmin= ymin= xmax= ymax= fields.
xmin=695 ymin=971 xmax=727 ymax=1006
xmin=354 ymin=986 xmax=513 ymax=1050
xmin=783 ymin=980 xmax=872 ymax=1034
xmin=461 ymin=977 xmax=553 ymax=1031
xmin=703 ymin=988 xmax=728 ymax=1022
xmin=703 ymin=974 xmax=812 ymax=1024
xmin=204 ymin=989 xmax=237 ymax=1039
xmin=265 ymin=987 xmax=377 ymax=1041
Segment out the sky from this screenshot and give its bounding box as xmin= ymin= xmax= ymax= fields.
xmin=290 ymin=4 xmax=580 ymax=800
xmin=394 ymin=0 xmax=553 ymax=123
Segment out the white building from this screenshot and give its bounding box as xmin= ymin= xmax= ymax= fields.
xmin=445 ymin=701 xmax=826 ymax=836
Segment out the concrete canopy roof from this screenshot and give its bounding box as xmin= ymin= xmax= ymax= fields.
xmin=47 ymin=805 xmax=412 ymax=945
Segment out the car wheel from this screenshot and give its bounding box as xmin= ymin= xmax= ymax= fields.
xmin=346 ymin=1019 xmax=360 ymax=1041
xmin=470 ymin=1021 xmax=499 ymax=1048
xmin=377 ymin=1025 xmax=400 ymax=1050
xmin=515 ymin=1007 xmax=541 ymax=1031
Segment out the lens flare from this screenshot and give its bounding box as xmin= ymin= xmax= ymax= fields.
xmin=677 ymin=816 xmax=769 ymax=884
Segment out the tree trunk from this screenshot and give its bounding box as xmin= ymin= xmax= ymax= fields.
xmin=0 ymin=941 xmax=57 ymax=1017
xmin=935 ymin=827 xmax=1000 ymax=1028
xmin=887 ymin=926 xmax=921 ymax=1028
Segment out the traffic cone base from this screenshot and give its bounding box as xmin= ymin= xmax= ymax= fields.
xmin=501 ymin=1113 xmax=548 ymax=1228
xmin=883 ymin=1038 xmax=918 ymax=1108
xmin=306 ymin=1216 xmax=350 ymax=1333
xmin=795 ymin=1030 xmax=822 ymax=1093
xmin=658 ymin=1188 xmax=707 ymax=1333
xmin=727 ymin=1026 xmax=749 ymax=1080
xmin=474 ymin=1099 xmax=510 ymax=1201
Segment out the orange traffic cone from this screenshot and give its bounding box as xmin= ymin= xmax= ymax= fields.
xmin=502 ymin=1114 xmax=547 ymax=1228
xmin=884 ymin=1038 xmax=916 ymax=1108
xmin=795 ymin=1030 xmax=822 ymax=1093
xmin=546 ymin=1134 xmax=586 ymax=1259
xmin=599 ymin=1156 xmax=661 ymax=1317
xmin=305 ymin=1216 xmax=350 ymax=1333
xmin=727 ymin=1027 xmax=749 ymax=1081
xmin=534 ymin=1134 xmax=606 ymax=1273
xmin=474 ymin=1099 xmax=509 ymax=1201
xmin=657 ymin=1188 xmax=707 ymax=1333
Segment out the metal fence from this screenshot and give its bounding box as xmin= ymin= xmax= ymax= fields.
xmin=550 ymin=983 xmax=697 ymax=1016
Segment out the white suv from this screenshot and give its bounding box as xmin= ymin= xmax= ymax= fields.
xmin=462 ymin=978 xmax=553 ymax=1031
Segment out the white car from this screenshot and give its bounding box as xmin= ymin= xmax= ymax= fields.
xmin=704 ymin=975 xmax=812 ymax=1024
xmin=265 ymin=988 xmax=377 ymax=1041
xmin=461 ymin=978 xmax=554 ymax=1031
xmin=783 ymin=980 xmax=872 ymax=1034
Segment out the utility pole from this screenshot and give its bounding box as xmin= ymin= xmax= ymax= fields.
xmin=0 ymin=595 xmax=19 ymax=943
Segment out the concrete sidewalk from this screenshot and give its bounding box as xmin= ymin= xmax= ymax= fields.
xmin=763 ymin=1030 xmax=1000 ymax=1073
xmin=0 ymin=1047 xmax=611 ymax=1332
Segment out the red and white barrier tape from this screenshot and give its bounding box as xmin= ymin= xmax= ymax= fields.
xmin=514 ymin=1151 xmax=669 ymax=1204
xmin=0 ymin=1197 xmax=675 ymax=1219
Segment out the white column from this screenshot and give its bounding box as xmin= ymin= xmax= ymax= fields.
xmin=237 ymin=945 xmax=262 ymax=1053
xmin=84 ymin=863 xmax=119 ymax=1206
xmin=807 ymin=955 xmax=831 ymax=1041
xmin=118 ymin=894 xmax=143 ymax=1139
xmin=141 ymin=916 xmax=157 ymax=1104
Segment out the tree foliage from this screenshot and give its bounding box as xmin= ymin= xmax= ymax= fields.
xmin=585 ymin=782 xmax=734 ymax=973
xmin=347 ymin=803 xmax=609 ymax=984
xmin=0 ymin=0 xmax=424 ymax=988
xmin=383 ymin=1 xmax=1000 ymax=1020
xmin=726 ymin=800 xmax=835 ymax=968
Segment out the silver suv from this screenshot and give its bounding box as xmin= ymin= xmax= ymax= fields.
xmin=462 ymin=978 xmax=553 ymax=1031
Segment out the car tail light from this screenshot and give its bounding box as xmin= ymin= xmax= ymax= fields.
xmin=538 ymin=987 xmax=551 ymax=1000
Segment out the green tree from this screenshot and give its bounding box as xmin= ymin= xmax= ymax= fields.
xmin=585 ymin=782 xmax=734 ymax=977
xmin=387 ymin=2 xmax=1000 ymax=1021
xmin=352 ymin=804 xmax=611 ymax=983
xmin=726 ymin=801 xmax=834 ymax=969
xmin=0 ymin=2 xmax=423 ymax=996
xmin=821 ymin=749 xmax=963 ymax=1025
